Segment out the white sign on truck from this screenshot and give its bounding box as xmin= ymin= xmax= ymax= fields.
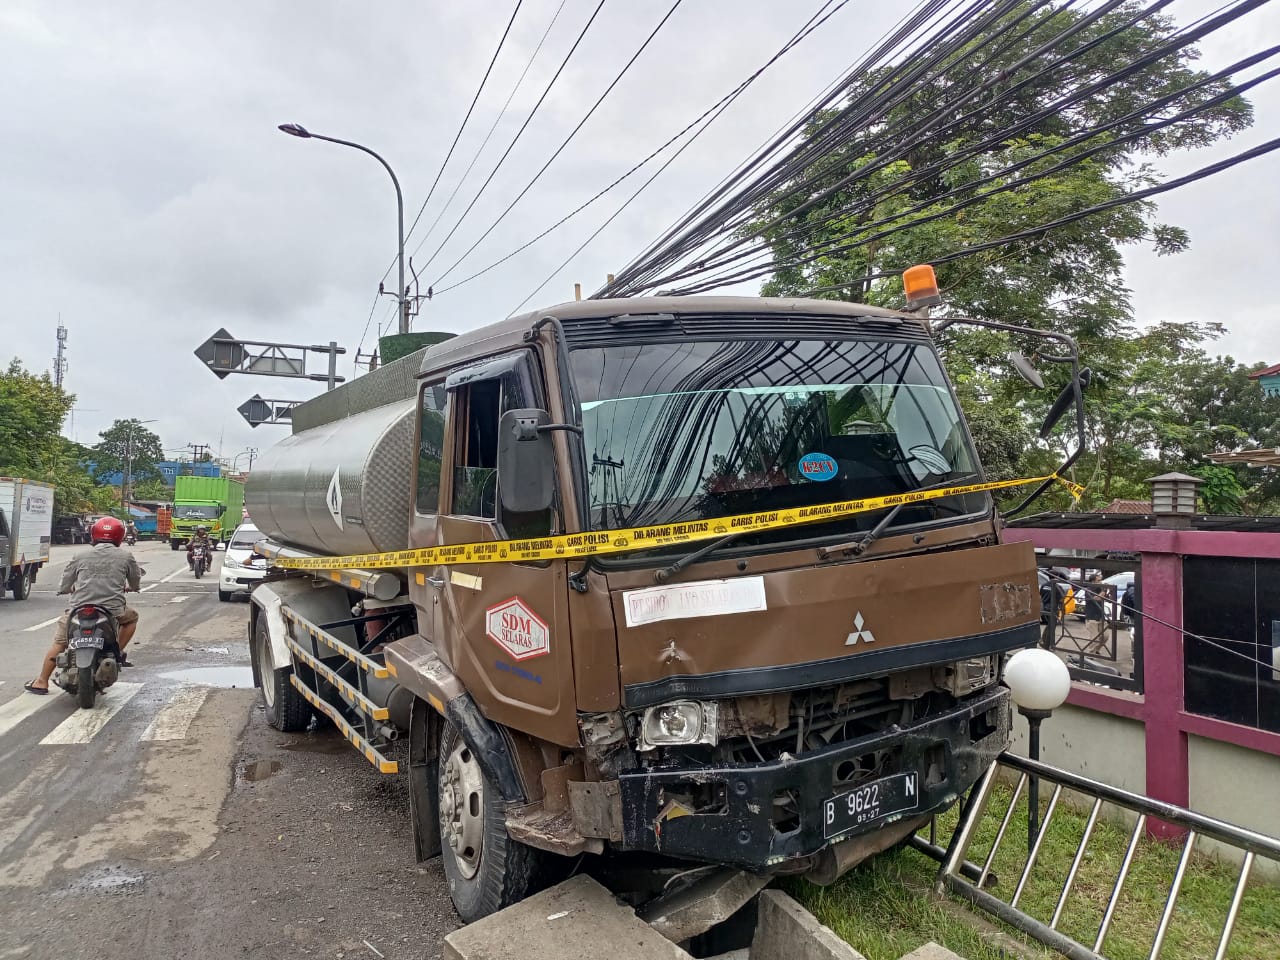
xmin=0 ymin=477 xmax=55 ymax=600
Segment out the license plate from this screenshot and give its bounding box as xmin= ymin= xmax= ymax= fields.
xmin=822 ymin=772 xmax=920 ymax=838
xmin=68 ymin=635 xmax=105 ymax=651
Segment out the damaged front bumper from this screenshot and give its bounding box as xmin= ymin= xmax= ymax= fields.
xmin=615 ymin=686 xmax=1010 ymax=870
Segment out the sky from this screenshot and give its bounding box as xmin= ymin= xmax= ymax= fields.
xmin=2 ymin=0 xmax=1277 ymax=464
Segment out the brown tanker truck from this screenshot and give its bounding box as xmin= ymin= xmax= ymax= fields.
xmin=246 ymin=271 xmax=1085 ymax=922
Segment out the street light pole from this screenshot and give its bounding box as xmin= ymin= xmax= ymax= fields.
xmin=277 ymin=123 xmax=410 ymax=335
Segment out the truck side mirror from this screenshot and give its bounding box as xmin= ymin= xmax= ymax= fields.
xmin=498 ymin=409 xmax=556 ymax=515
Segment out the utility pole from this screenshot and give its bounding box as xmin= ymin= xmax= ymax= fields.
xmin=188 ymin=443 xmax=210 ymax=463
xmin=54 ymin=321 xmax=68 ymax=389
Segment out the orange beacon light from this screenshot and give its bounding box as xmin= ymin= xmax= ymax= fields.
xmin=903 ymin=264 xmax=942 ymax=311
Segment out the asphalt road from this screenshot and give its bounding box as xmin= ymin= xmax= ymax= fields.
xmin=0 ymin=541 xmax=458 ymax=960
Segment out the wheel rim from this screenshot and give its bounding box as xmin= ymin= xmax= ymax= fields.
xmin=256 ymin=631 xmax=277 ymax=709
xmin=441 ymin=739 xmax=485 ymax=879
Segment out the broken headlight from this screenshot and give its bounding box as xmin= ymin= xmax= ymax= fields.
xmin=637 ymin=700 xmax=719 ymax=751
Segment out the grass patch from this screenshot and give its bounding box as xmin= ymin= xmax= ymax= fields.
xmin=789 ymin=783 xmax=1279 ymax=960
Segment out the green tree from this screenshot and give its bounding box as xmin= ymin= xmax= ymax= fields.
xmin=93 ymin=419 xmax=164 ymax=488
xmin=752 ymin=4 xmax=1256 ymax=511
xmin=0 ymin=359 xmax=73 ymax=478
xmin=132 ymin=477 xmax=172 ymax=503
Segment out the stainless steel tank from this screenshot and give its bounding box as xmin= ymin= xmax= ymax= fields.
xmin=246 ymin=398 xmax=416 ymax=557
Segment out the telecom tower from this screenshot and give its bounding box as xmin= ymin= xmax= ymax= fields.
xmin=54 ymin=322 xmax=68 ymax=388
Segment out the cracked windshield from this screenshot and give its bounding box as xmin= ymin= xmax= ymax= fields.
xmin=572 ymin=336 xmax=986 ymax=544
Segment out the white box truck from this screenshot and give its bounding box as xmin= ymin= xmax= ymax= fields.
xmin=0 ymin=478 xmax=54 ymax=600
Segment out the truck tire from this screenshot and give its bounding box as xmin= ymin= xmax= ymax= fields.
xmin=11 ymin=566 xmax=31 ymax=600
xmin=255 ymin=616 xmax=310 ymax=732
xmin=170 ymin=540 xmax=180 ymax=551
xmin=437 ymin=720 xmax=550 ymax=923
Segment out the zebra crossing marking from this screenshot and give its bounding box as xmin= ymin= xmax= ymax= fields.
xmin=0 ymin=690 xmax=61 ymax=738
xmin=39 ymin=683 xmax=145 ymax=745
xmin=140 ymin=685 xmax=211 ymax=742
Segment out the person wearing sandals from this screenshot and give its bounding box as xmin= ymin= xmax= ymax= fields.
xmin=24 ymin=517 xmax=143 ymax=695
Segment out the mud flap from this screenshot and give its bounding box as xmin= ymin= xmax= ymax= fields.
xmin=409 ymin=696 xmax=442 ymax=861
xmin=74 ymin=648 xmax=97 ymax=668
xmin=445 ymin=694 xmax=527 ymax=804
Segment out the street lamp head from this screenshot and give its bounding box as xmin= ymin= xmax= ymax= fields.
xmin=278 ymin=123 xmax=312 ymax=139
xmin=1004 ymin=648 xmax=1072 ymax=713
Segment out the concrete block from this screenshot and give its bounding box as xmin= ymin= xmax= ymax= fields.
xmin=639 ymin=868 xmax=769 ymax=943
xmin=750 ymin=889 xmax=867 ymax=960
xmin=443 ymin=874 xmax=691 ymax=960
xmin=899 ymin=943 xmax=968 ymax=960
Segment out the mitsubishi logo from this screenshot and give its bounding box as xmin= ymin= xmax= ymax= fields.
xmin=845 ymin=611 xmax=876 ymax=646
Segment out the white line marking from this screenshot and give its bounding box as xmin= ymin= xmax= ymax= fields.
xmin=40 ymin=682 xmax=144 ymax=745
xmin=141 ymin=685 xmax=210 ymax=742
xmin=160 ymin=565 xmax=191 ymax=584
xmin=0 ymin=690 xmax=60 ymax=738
xmin=141 ymin=584 xmax=158 ymax=593
xmin=167 ymin=595 xmax=189 ymax=604
xmin=23 ymin=616 xmax=62 ymax=632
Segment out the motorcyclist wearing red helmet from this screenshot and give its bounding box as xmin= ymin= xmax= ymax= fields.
xmin=24 ymin=517 xmax=143 ymax=695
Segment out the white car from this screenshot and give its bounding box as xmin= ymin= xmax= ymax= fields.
xmin=218 ymin=521 xmax=267 ymax=602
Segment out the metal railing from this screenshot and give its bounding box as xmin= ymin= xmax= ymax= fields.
xmin=927 ymin=753 xmax=1280 ymax=960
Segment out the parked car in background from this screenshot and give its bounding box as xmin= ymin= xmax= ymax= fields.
xmin=218 ymin=521 xmax=266 ymax=602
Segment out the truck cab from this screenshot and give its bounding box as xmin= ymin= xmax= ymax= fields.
xmin=248 ymin=294 xmax=1043 ymax=922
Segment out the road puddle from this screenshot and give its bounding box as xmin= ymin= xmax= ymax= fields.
xmin=236 ymin=759 xmax=283 ymax=783
xmin=159 ymin=666 xmax=254 ymax=688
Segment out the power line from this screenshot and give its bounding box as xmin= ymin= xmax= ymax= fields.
xmin=503 ymin=0 xmax=867 ymax=312
xmin=402 ymin=0 xmax=525 ymax=249
xmin=412 ymin=0 xmax=612 ymax=276
xmin=605 ymin=0 xmax=1273 ymax=299
xmin=440 ymin=0 xmax=858 ymax=297
xmin=429 ymin=0 xmax=687 ymax=289
xmin=406 ymin=0 xmax=568 ymax=268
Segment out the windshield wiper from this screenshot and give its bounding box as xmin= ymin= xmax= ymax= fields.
xmin=817 ymin=473 xmax=982 ymax=560
xmin=653 ymin=531 xmax=746 ymax=583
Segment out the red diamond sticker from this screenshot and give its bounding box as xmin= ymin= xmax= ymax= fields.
xmin=485 ymin=597 xmax=550 ymax=661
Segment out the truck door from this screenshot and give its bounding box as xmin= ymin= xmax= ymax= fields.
xmin=431 ymin=352 xmax=577 ymax=747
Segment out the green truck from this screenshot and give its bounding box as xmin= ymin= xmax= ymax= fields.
xmin=169 ymin=475 xmax=244 ymax=550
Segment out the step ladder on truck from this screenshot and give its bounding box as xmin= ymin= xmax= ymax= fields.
xmin=246 ymin=265 xmax=1092 ymax=924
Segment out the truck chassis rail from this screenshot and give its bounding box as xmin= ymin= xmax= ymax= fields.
xmin=278 ymin=603 xmax=416 ymax=776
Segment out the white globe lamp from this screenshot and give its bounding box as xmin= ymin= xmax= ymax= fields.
xmin=1004 ymin=647 xmax=1072 ymax=715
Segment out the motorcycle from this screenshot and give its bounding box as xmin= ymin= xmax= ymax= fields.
xmin=125 ymin=532 xmax=137 ymax=546
xmin=191 ymin=543 xmax=208 ymax=579
xmin=53 ymin=604 xmax=121 ymax=709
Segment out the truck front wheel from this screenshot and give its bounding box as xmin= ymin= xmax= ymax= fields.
xmin=254 ymin=616 xmax=310 ymax=732
xmin=437 ymin=721 xmax=550 ymax=923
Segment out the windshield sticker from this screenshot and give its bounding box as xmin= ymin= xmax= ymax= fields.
xmin=799 ymin=452 xmax=838 ymax=481
xmin=624 ymin=576 xmax=767 ymax=628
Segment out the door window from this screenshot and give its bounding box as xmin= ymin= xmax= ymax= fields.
xmin=446 ymin=354 xmax=553 ymax=538
xmin=415 ymin=382 xmax=447 ymax=515
xmin=452 ymin=381 xmax=501 ymax=519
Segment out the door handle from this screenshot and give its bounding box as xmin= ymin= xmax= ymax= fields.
xmin=425 ymin=576 xmax=445 ymax=587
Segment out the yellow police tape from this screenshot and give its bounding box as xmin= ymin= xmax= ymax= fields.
xmin=267 ymin=473 xmax=1083 ymax=573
